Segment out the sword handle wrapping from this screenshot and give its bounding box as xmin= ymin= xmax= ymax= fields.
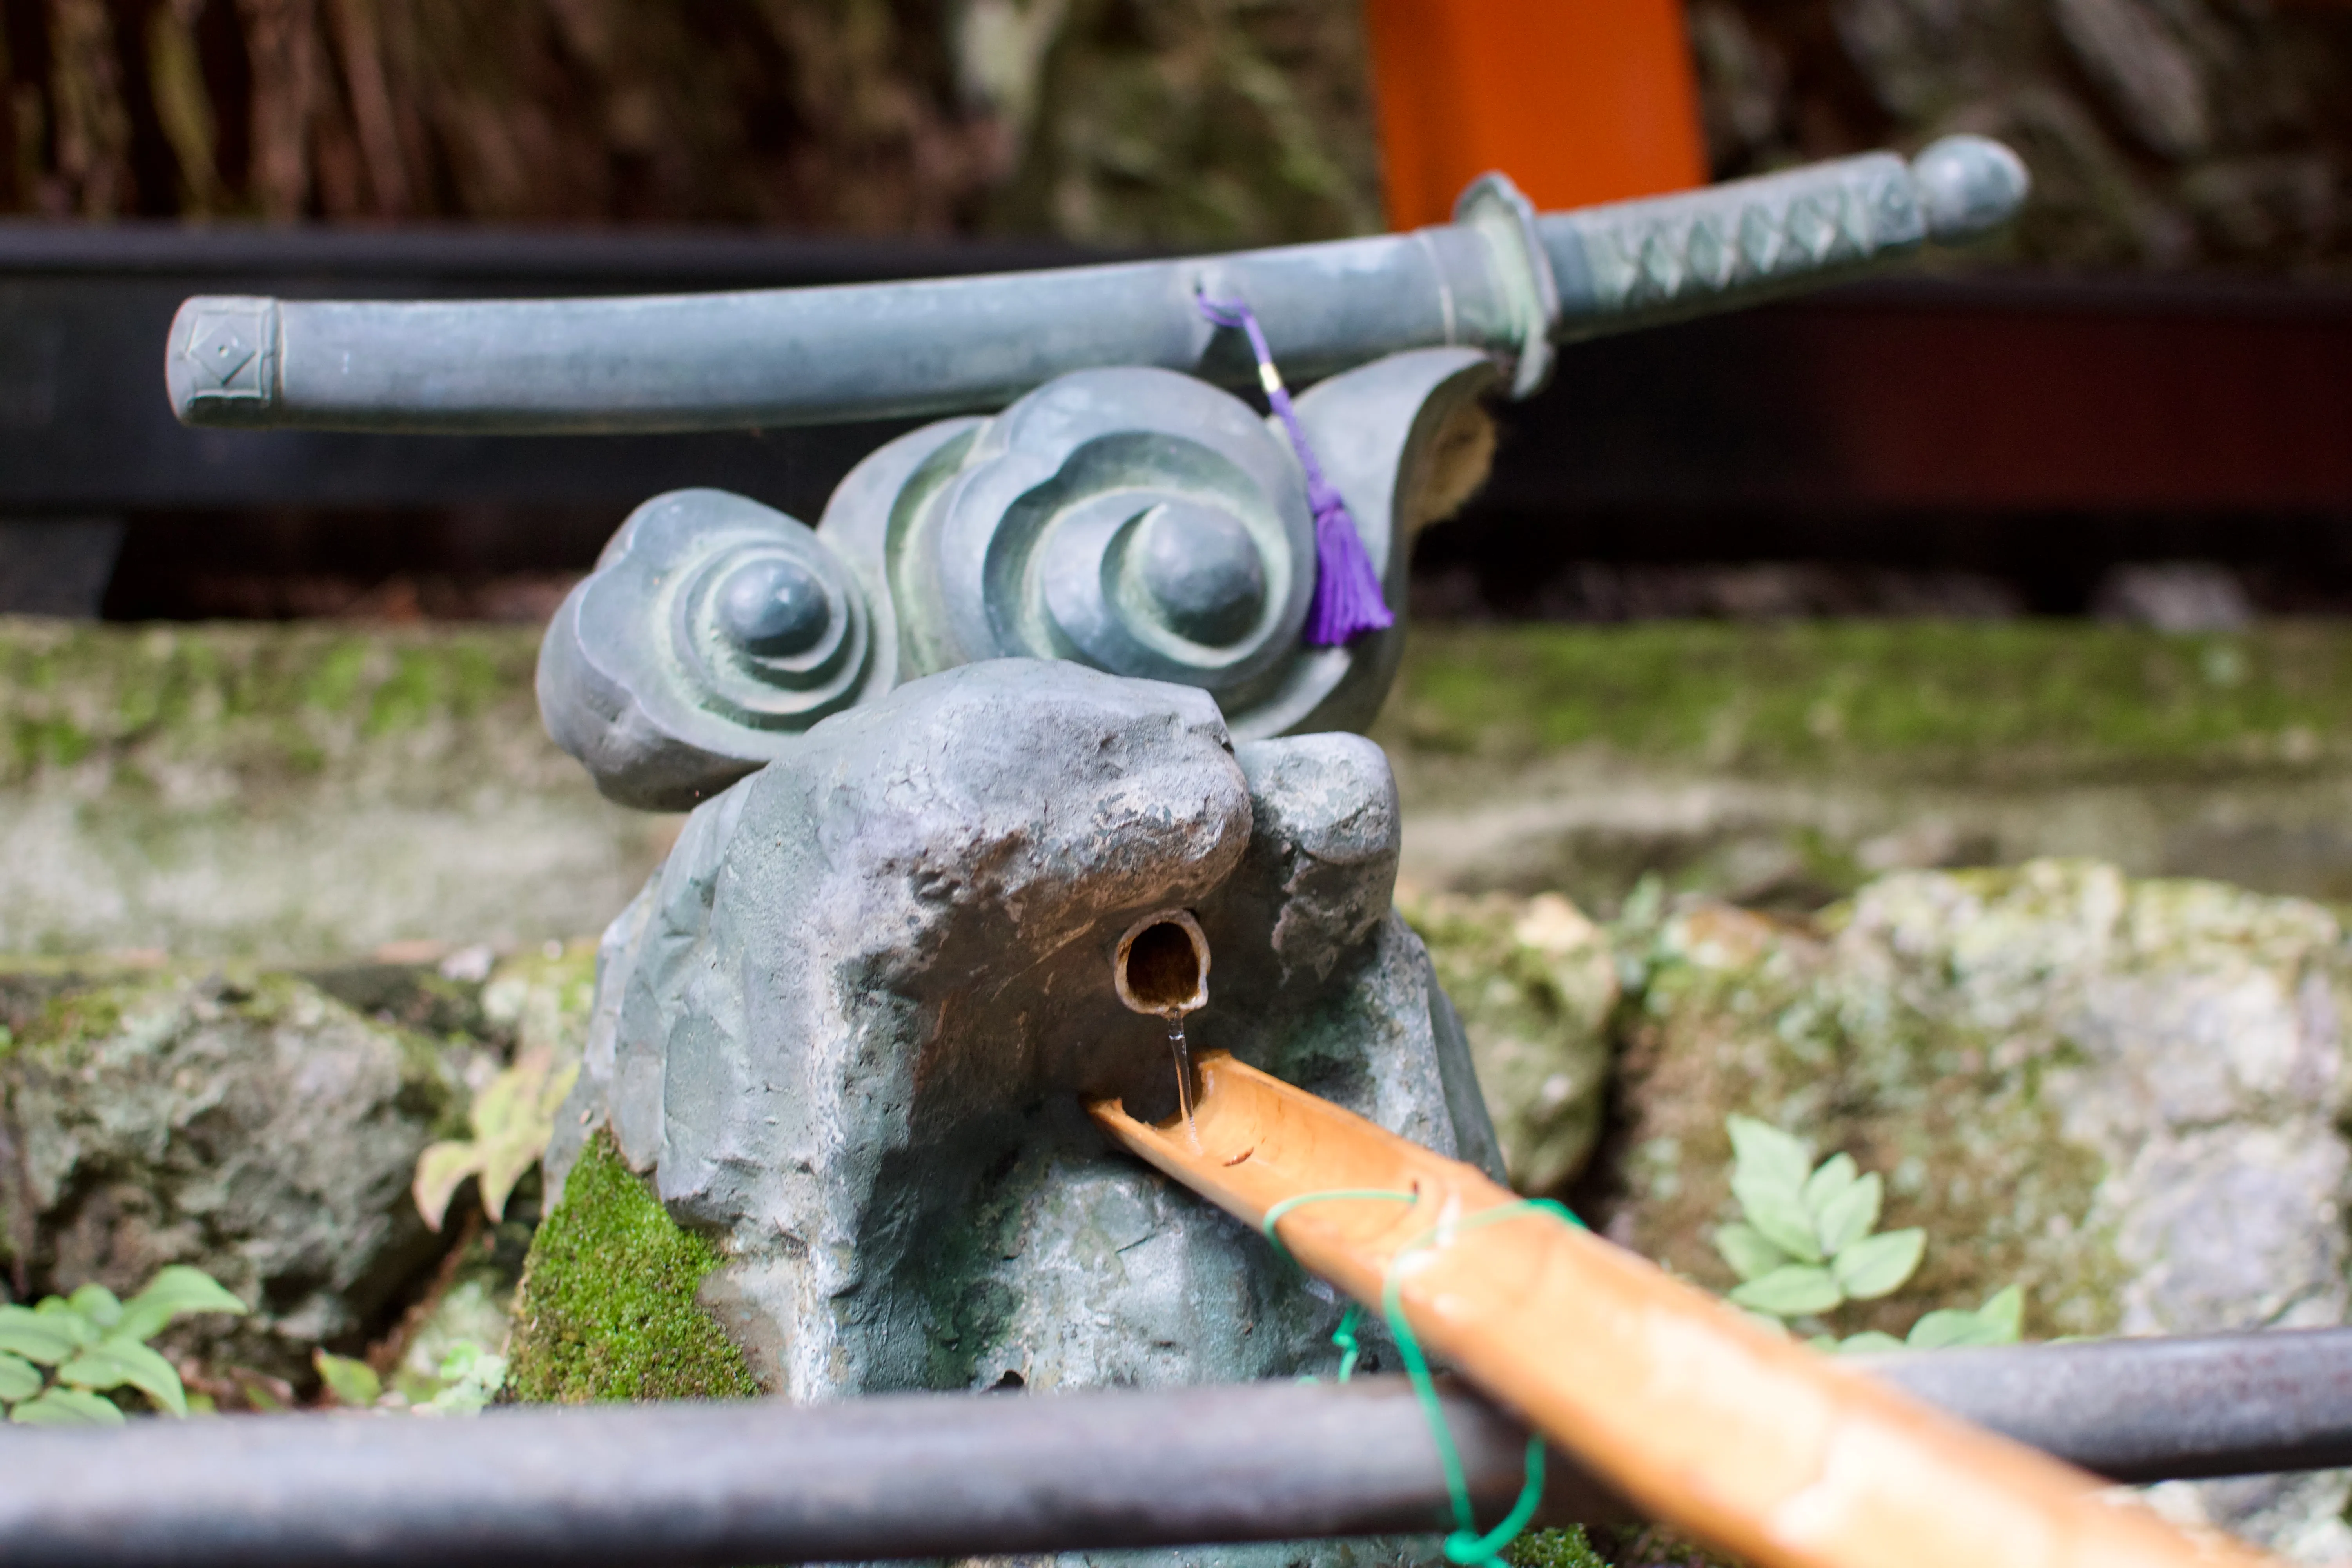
xmin=1540 ymin=135 xmax=2027 ymax=339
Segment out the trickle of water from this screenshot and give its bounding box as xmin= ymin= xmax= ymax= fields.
xmin=1166 ymin=1016 xmax=1200 ymax=1149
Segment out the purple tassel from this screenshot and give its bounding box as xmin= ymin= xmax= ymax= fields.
xmin=1197 ymin=293 xmax=1394 ymax=647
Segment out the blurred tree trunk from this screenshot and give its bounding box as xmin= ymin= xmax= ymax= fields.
xmin=0 ymin=0 xmax=1016 ymax=229
xmin=0 ymin=0 xmax=1382 ymax=244
xmin=1 ymin=0 xmax=2344 ymax=269
xmin=1687 ymin=0 xmax=2352 ymax=274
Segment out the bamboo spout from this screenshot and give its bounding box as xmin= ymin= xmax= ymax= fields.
xmin=1114 ymin=909 xmax=1209 ymax=1018
xmin=1090 ymin=1052 xmax=2275 ymax=1568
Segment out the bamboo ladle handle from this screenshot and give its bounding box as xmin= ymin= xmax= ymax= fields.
xmin=1090 ymin=1052 xmax=2274 ymax=1568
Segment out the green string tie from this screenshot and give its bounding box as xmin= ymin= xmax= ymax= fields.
xmin=1259 ymin=1189 xmax=1585 ymax=1566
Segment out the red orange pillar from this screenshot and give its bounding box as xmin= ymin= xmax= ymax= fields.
xmin=1364 ymin=0 xmax=1709 ymax=229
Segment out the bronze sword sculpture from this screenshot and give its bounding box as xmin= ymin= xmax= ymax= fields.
xmin=165 ymin=137 xmax=2025 ymax=809
xmin=169 ymin=138 xmax=2025 ymax=434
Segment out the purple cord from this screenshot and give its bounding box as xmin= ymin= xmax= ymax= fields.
xmin=1197 ymin=293 xmax=1394 ymax=647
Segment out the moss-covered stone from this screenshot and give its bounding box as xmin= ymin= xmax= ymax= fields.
xmin=1589 ymin=860 xmax=2352 ymax=1556
xmin=1610 ymin=896 xmax=2117 ymax=1340
xmin=1381 ymin=622 xmax=2352 ymax=910
xmin=0 ymin=621 xmax=536 ymax=792
xmin=0 ymin=618 xmax=669 ymax=961
xmin=1401 ymin=889 xmax=1615 ymax=1194
xmin=1406 ymin=861 xmax=2352 ymax=1559
xmin=0 ymin=961 xmax=483 ymax=1387
xmin=1381 ymin=622 xmax=2352 ymax=781
xmin=25 ymin=616 xmax=2352 ymax=955
xmin=479 ymin=941 xmax=599 ymax=1066
xmin=506 ymin=1132 xmax=757 ymax=1403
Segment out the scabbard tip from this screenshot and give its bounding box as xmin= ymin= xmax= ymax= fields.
xmin=1911 ymin=136 xmax=2031 ymax=246
xmin=166 ymin=294 xmax=281 ymax=427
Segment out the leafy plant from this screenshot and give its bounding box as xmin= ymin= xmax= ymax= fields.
xmin=313 ymin=1350 xmax=383 ymax=1408
xmin=1712 ymin=1115 xmax=2025 ymax=1353
xmin=1714 ymin=1115 xmax=1927 ymax=1321
xmin=0 ymin=1266 xmax=248 ymax=1425
xmin=317 ymin=1340 xmax=506 ymax=1415
xmin=1840 ymin=1285 xmax=2028 ymax=1354
xmin=417 ymin=1342 xmax=508 ymax=1414
xmin=413 ymin=1045 xmax=579 ymax=1232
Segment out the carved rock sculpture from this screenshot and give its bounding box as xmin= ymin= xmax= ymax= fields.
xmin=548 ymin=659 xmax=1499 ymax=1416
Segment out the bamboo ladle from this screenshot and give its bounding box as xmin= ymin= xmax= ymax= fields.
xmin=1091 ymin=1050 xmax=2276 ymax=1568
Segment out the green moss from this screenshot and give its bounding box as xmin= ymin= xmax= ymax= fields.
xmin=506 ymin=1132 xmax=757 ymax=1403
xmin=1588 ymin=1524 xmax=1751 ymax=1566
xmin=20 ymin=988 xmax=124 ymax=1065
xmin=367 ymin=648 xmax=459 ymax=736
xmin=0 ymin=620 xmax=546 ymax=792
xmin=1504 ymin=1523 xmax=1752 ymax=1568
xmin=1377 ymin=621 xmax=2352 ymax=782
xmin=1504 ymin=1526 xmax=1611 ymax=1568
xmin=301 ymin=642 xmax=372 ymax=715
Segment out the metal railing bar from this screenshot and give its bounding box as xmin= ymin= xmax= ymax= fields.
xmin=0 ymin=1329 xmax=2345 ymax=1567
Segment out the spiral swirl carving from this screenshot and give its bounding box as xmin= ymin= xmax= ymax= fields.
xmin=541 ymin=352 xmax=1497 ymax=808
xmin=826 ymin=367 xmax=1362 ymax=739
xmin=539 ymin=488 xmax=889 ymax=808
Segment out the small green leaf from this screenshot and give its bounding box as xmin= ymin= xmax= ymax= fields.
xmin=412 ymin=1140 xmax=485 ymax=1233
xmin=1732 ymin=1172 xmax=1823 ymax=1263
xmin=9 ymin=1387 xmax=126 ymax=1426
xmin=1834 ymin=1331 xmax=1907 ymax=1354
xmin=419 ymin=1052 xmax=581 ymax=1228
xmin=1831 ymin=1226 xmax=1924 ymax=1301
xmin=477 ymin=1137 xmax=541 ymax=1224
xmin=1728 ymin=1264 xmax=1843 ymax=1318
xmin=1713 ymin=1222 xmax=1789 ymax=1283
xmin=1802 ymin=1153 xmax=1858 ymax=1215
xmin=59 ymin=1338 xmax=187 ymax=1416
xmin=1907 ymin=1304 xmax=2014 ymax=1350
xmin=0 ymin=1306 xmax=83 ymax=1365
xmin=31 ymin=1298 xmax=101 ymax=1347
xmin=419 ymin=1343 xmax=508 ymax=1416
xmin=314 ymin=1350 xmax=383 ymax=1409
xmin=1975 ymin=1284 xmax=2025 ymax=1342
xmin=1726 ymin=1114 xmax=1812 ymax=1195
xmin=115 ymin=1266 xmax=249 ymax=1344
xmin=1815 ymin=1172 xmax=1884 ymax=1258
xmin=66 ymin=1285 xmax=122 ymax=1331
xmin=0 ymin=1351 xmax=43 ymax=1402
